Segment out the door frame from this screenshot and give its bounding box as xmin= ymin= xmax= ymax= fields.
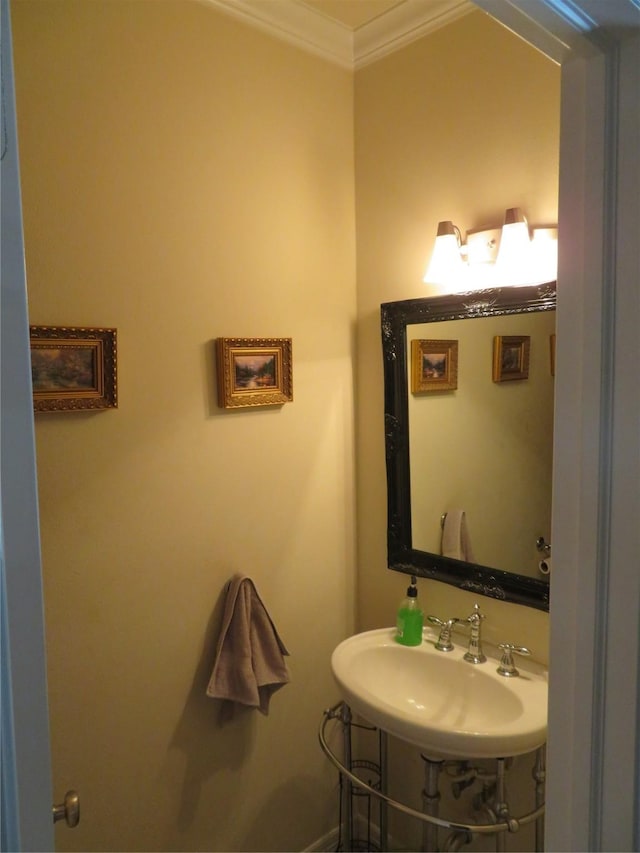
xmin=473 ymin=1 xmax=640 ymax=849
xmin=1 ymin=0 xmax=54 ymax=849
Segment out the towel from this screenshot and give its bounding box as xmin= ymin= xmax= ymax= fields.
xmin=538 ymin=558 xmax=552 ymax=576
xmin=206 ymin=575 xmax=290 ymax=715
xmin=441 ymin=509 xmax=475 ymax=562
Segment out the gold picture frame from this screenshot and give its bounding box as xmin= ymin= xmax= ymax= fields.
xmin=411 ymin=339 xmax=458 ymax=393
xmin=216 ymin=337 xmax=293 ymax=409
xmin=30 ymin=326 xmax=118 ymax=413
xmin=493 ymin=335 xmax=530 ymax=382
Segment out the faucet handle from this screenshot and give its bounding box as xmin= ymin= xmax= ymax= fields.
xmin=497 ymin=643 xmax=532 ymax=677
xmin=426 ymin=615 xmax=461 ymax=652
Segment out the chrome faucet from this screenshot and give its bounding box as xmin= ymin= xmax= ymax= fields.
xmin=463 ymin=604 xmax=486 ymax=664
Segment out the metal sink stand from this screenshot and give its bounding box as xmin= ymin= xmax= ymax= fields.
xmin=332 ymin=702 xmax=387 ymax=851
xmin=319 ymin=702 xmax=546 ymax=853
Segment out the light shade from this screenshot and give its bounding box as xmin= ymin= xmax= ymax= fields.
xmin=531 ymin=227 xmax=558 ymax=283
xmin=495 ymin=208 xmax=532 ymax=285
xmin=423 ymin=221 xmax=468 ymax=287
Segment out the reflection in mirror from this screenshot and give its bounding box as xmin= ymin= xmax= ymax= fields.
xmin=381 ymin=283 xmax=555 ymax=611
xmin=409 ymin=311 xmax=554 ymax=577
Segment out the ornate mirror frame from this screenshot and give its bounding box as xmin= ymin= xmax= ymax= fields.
xmin=381 ymin=282 xmax=556 ymax=612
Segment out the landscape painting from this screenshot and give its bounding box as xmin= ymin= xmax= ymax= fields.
xmin=411 ymin=339 xmax=459 ymax=393
xmin=216 ymin=337 xmax=293 ymax=409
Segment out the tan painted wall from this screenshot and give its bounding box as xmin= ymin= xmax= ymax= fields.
xmin=12 ymin=1 xmax=355 ymax=850
xmin=354 ymin=10 xmax=559 ymax=661
xmin=12 ymin=2 xmax=560 ymax=850
xmin=353 ymin=13 xmax=559 ymax=850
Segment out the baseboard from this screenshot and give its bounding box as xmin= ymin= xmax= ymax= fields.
xmin=303 ymin=816 xmax=402 ymax=852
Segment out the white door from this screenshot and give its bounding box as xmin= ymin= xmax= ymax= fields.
xmin=1 ymin=0 xmax=54 ymax=848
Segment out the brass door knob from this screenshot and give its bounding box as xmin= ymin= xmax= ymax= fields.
xmin=52 ymin=790 xmax=80 ymax=827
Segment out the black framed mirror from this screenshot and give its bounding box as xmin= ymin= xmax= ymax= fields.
xmin=381 ymin=283 xmax=555 ymax=612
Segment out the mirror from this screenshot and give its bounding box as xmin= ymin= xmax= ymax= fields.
xmin=381 ymin=283 xmax=555 ymax=611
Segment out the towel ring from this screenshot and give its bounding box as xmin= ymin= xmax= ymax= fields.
xmin=440 ymin=512 xmax=448 ymax=529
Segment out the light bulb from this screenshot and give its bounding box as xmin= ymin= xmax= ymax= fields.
xmin=495 ymin=208 xmax=533 ymax=286
xmin=423 ymin=221 xmax=468 ymax=290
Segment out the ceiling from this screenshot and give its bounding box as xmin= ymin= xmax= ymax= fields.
xmin=297 ymin=0 xmax=407 ymax=30
xmin=204 ymin=0 xmax=475 ymax=68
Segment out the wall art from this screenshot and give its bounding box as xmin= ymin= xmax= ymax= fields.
xmin=493 ymin=335 xmax=530 ymax=382
xmin=30 ymin=325 xmax=117 ymax=412
xmin=216 ymin=337 xmax=293 ymax=409
xmin=411 ymin=339 xmax=458 ymax=393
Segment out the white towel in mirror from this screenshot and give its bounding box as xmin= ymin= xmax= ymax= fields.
xmin=441 ymin=509 xmax=475 ymax=562
xmin=539 ymin=558 xmax=552 ymax=575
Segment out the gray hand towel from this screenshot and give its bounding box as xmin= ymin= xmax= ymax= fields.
xmin=206 ymin=574 xmax=290 ymax=715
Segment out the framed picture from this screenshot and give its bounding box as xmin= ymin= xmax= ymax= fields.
xmin=30 ymin=326 xmax=118 ymax=413
xmin=216 ymin=337 xmax=293 ymax=409
xmin=411 ymin=339 xmax=458 ymax=393
xmin=493 ymin=335 xmax=530 ymax=382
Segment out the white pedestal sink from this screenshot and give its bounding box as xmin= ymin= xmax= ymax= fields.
xmin=331 ymin=626 xmax=548 ymax=759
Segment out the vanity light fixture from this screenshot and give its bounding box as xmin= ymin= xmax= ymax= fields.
xmin=423 ymin=208 xmax=557 ymax=293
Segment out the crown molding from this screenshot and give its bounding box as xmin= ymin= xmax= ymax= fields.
xmin=200 ymin=0 xmax=475 ymax=69
xmin=354 ymin=0 xmax=474 ymax=68
xmin=200 ymin=0 xmax=354 ymax=66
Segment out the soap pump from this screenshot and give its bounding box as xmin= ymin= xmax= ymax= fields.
xmin=395 ymin=576 xmax=424 ymax=646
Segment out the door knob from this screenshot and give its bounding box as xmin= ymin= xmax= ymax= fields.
xmin=52 ymin=790 xmax=80 ymax=827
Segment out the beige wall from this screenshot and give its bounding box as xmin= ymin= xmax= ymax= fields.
xmin=12 ymin=1 xmax=355 ymax=850
xmin=354 ymin=10 xmax=559 ymax=659
xmin=353 ymin=14 xmax=559 ymax=850
xmin=12 ymin=2 xmax=560 ymax=850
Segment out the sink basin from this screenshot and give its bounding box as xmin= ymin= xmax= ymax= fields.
xmin=331 ymin=627 xmax=548 ymax=759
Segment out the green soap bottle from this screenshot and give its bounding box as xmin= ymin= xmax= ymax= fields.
xmin=395 ymin=576 xmax=424 ymax=646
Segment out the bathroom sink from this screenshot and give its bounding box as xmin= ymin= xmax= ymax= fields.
xmin=331 ymin=627 xmax=548 ymax=759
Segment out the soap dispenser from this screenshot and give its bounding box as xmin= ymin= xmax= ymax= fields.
xmin=395 ymin=576 xmax=424 ymax=646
